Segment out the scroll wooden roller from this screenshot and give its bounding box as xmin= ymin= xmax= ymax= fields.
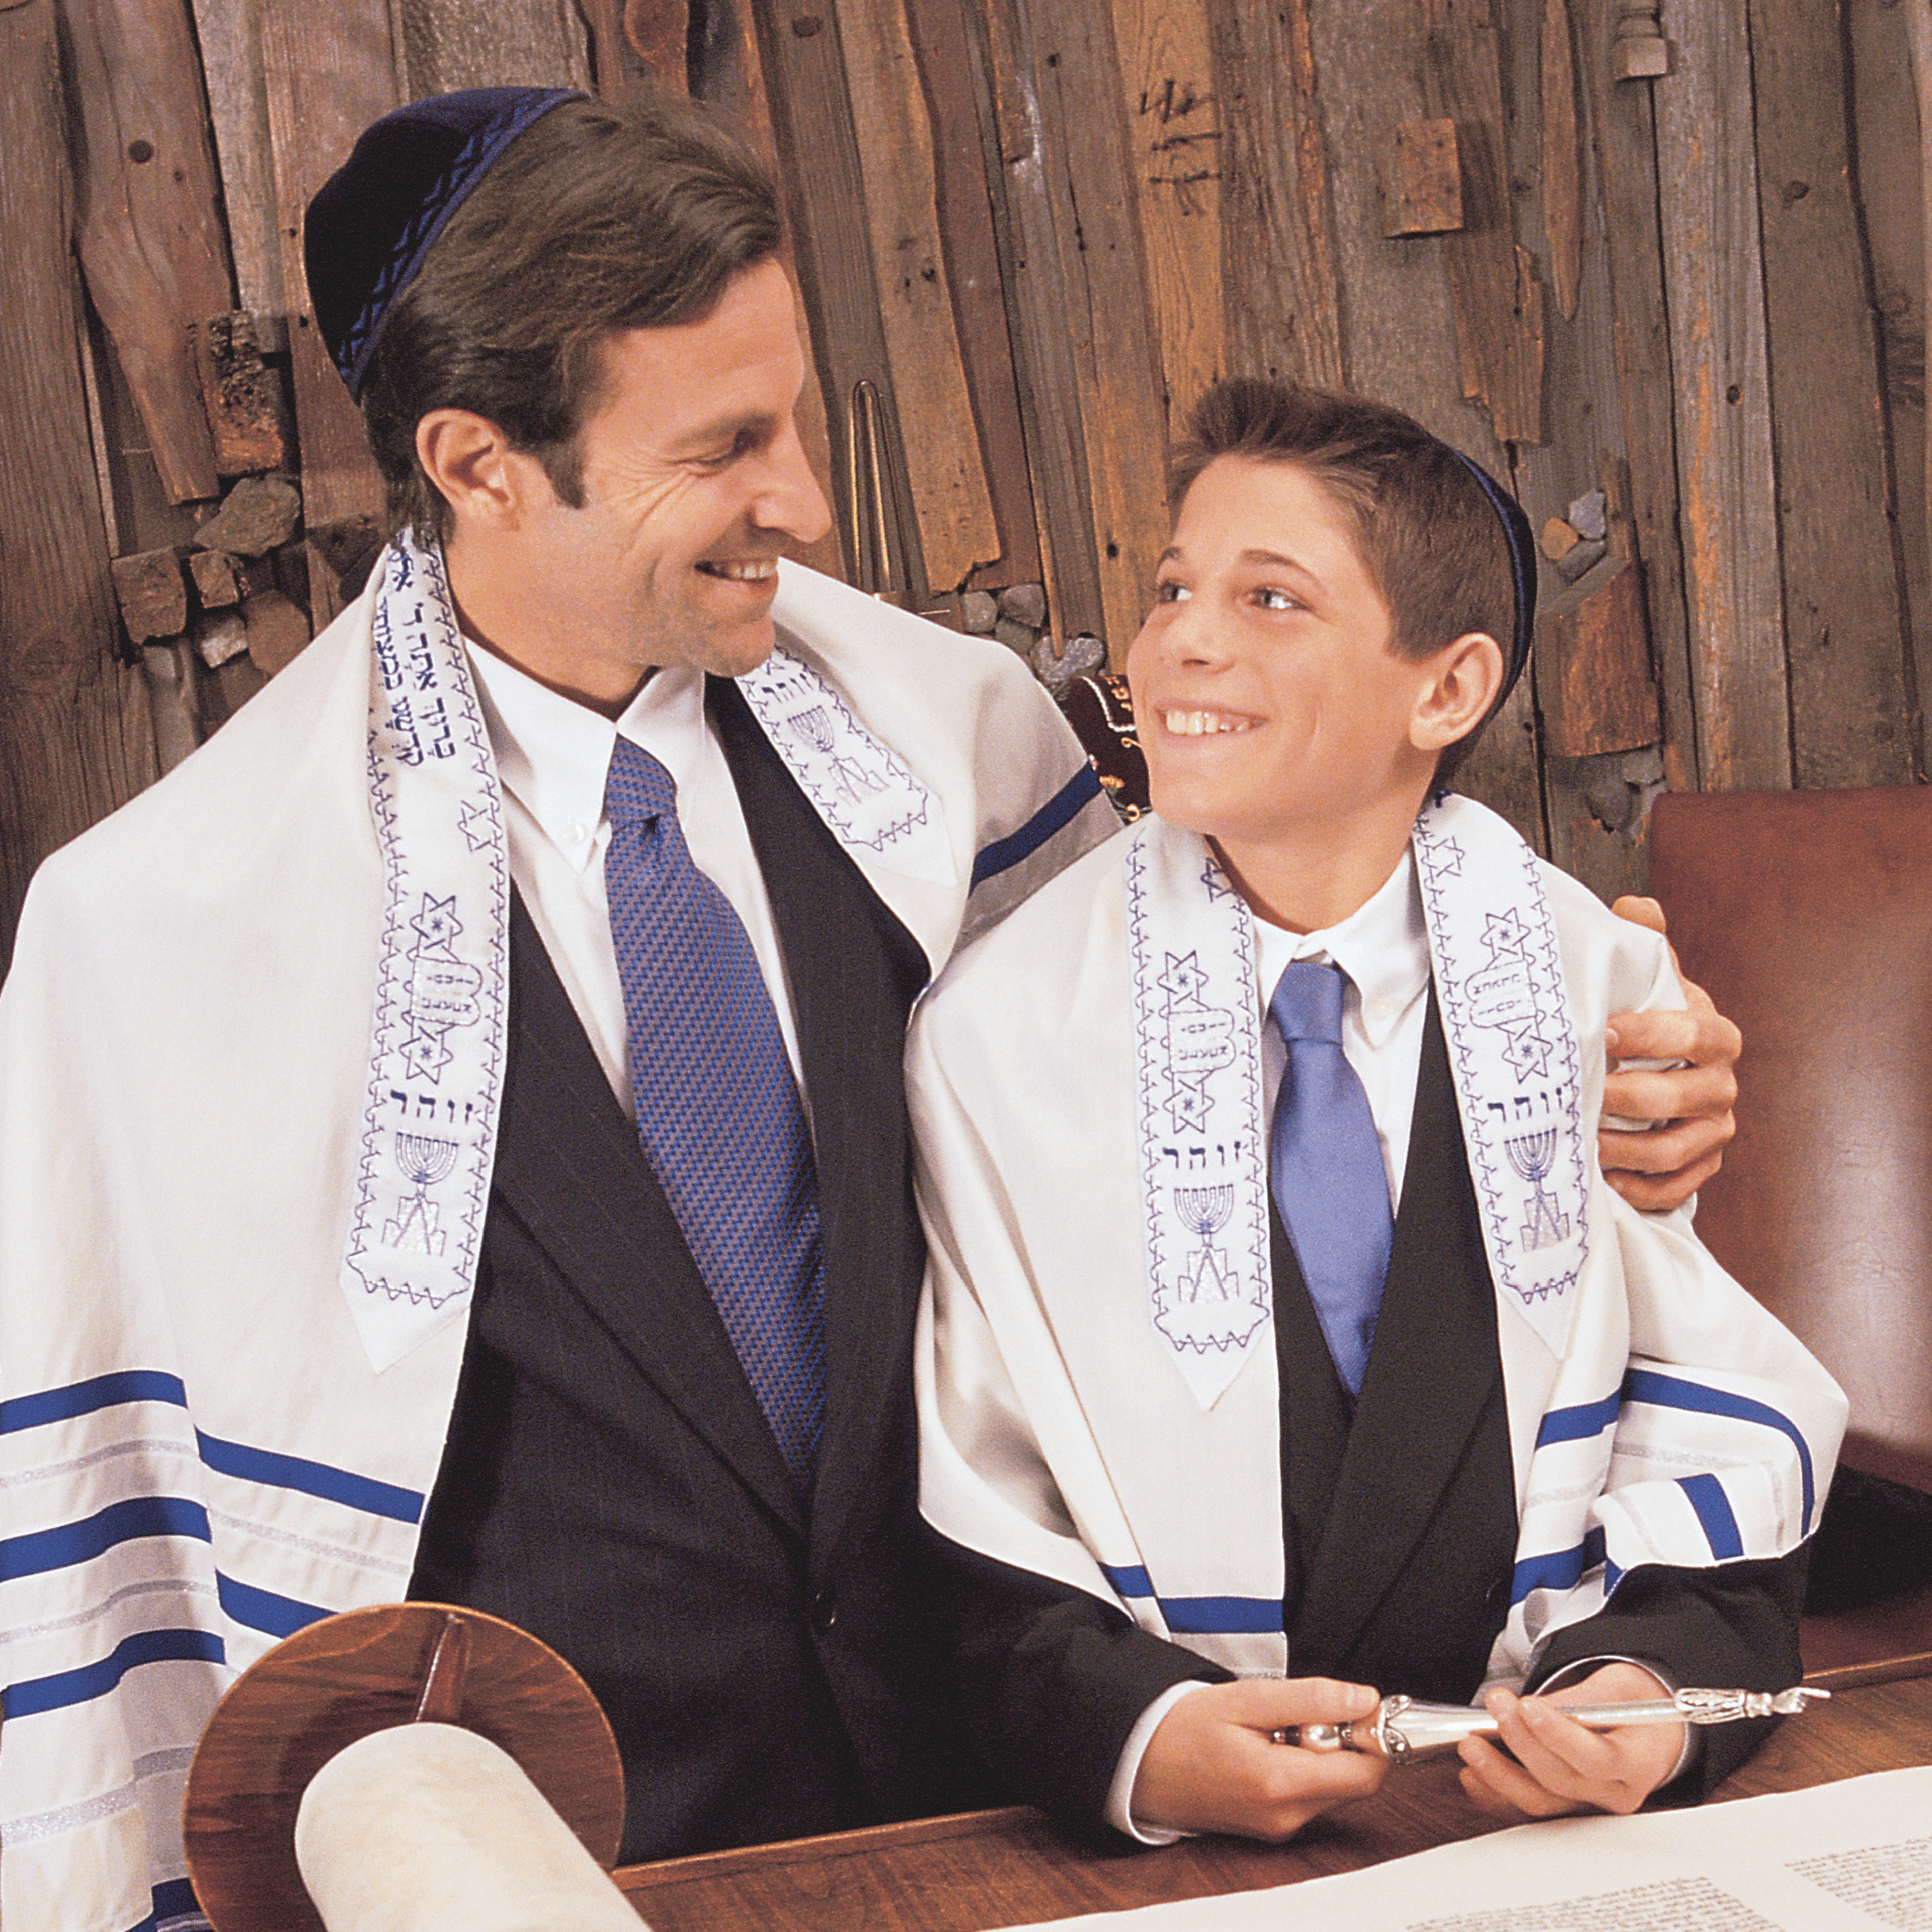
xmin=183 ymin=1602 xmax=631 ymax=1932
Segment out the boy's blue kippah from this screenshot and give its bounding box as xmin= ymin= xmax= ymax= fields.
xmin=305 ymin=87 xmax=584 ymax=402
xmin=1447 ymin=450 xmax=1538 ymax=704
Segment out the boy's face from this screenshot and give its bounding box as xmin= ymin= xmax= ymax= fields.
xmin=1127 ymin=454 xmax=1444 ymax=881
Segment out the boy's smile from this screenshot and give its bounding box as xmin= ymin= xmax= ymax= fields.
xmin=1127 ymin=453 xmax=1448 ymax=931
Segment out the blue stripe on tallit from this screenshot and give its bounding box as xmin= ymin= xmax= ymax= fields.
xmin=1163 ymin=1596 xmax=1284 ymax=1635
xmin=1534 ymin=1390 xmax=1622 ymax=1447
xmin=1677 ymin=1472 xmax=1746 ymax=1560
xmin=195 ymin=1431 xmax=423 ymax=1525
xmin=0 ymin=1496 xmax=211 ymax=1581
xmin=1511 ymin=1525 xmax=1607 ymax=1606
xmin=970 ymin=766 xmax=1104 ymax=887
xmin=5 ymin=1627 xmax=226 ymax=1720
xmin=129 ymin=1876 xmax=206 ymax=1932
xmin=0 ymin=1371 xmax=188 ymax=1435
xmin=1623 ymin=1369 xmax=1817 ymax=1532
xmin=0 ymin=1373 xmax=424 ymax=1525
xmin=216 ymin=1572 xmax=332 ymax=1641
xmin=1100 ymin=1564 xmax=1279 ymax=1633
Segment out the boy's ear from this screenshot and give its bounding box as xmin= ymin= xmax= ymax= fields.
xmin=415 ymin=409 xmax=548 ymax=531
xmin=1411 ymin=631 xmax=1506 ymax=751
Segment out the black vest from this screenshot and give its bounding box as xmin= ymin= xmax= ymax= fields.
xmin=1271 ymin=991 xmax=1521 ymax=1701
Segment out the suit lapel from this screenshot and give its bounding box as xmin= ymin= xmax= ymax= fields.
xmin=493 ymin=892 xmax=806 ymax=1534
xmin=1287 ymin=992 xmax=1506 ymax=1666
xmin=710 ymin=680 xmax=932 ymax=1559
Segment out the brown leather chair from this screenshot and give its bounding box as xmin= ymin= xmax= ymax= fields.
xmin=1648 ymin=784 xmax=1932 ymax=1670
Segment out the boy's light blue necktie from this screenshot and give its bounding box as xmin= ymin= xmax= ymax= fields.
xmin=1268 ymin=960 xmax=1394 ymax=1397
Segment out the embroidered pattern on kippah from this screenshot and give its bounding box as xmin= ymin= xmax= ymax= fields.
xmin=336 ymin=92 xmax=579 ymax=396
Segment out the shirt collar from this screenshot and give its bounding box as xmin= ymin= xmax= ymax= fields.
xmin=464 ymin=645 xmax=710 ymax=866
xmin=1251 ymin=847 xmax=1431 ymax=1048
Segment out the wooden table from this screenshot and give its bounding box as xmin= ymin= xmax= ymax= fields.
xmin=614 ymin=1657 xmax=1932 ymax=1931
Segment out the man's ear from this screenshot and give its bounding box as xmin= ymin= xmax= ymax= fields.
xmin=415 ymin=409 xmax=544 ymax=530
xmin=1412 ymin=631 xmax=1507 ymax=751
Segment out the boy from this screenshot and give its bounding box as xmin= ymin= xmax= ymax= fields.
xmin=909 ymin=378 xmax=1845 ymax=1844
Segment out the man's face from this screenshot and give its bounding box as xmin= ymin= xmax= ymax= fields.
xmin=1127 ymin=455 xmax=1440 ymax=884
xmin=487 ymin=257 xmax=832 ymax=708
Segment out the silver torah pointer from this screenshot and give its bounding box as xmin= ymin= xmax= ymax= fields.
xmin=1278 ymin=1685 xmax=1830 ymax=1764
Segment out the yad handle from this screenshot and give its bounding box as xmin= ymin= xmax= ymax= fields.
xmin=1279 ymin=1685 xmax=1829 ymax=1763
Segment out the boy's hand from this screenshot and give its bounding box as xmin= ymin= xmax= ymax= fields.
xmin=1132 ymin=1677 xmax=1386 ymax=1840
xmin=1457 ymin=1663 xmax=1686 ymax=1821
xmin=1601 ymin=895 xmax=1740 ymax=1212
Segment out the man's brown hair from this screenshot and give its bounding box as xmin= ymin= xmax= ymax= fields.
xmin=1169 ymin=377 xmax=1522 ymax=784
xmin=359 ymin=94 xmax=784 ymax=544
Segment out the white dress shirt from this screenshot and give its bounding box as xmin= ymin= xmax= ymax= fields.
xmin=464 ymin=643 xmax=808 ymax=1123
xmin=1251 ymin=850 xmax=1432 ymax=1214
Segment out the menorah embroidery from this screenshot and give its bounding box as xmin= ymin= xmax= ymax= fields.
xmin=383 ymin=1133 xmax=459 ymax=1255
xmin=789 ymin=705 xmax=886 ymax=806
xmin=1153 ymin=1183 xmax=1265 ymax=1354
xmin=1175 ymin=1185 xmax=1234 ymax=1300
xmin=1505 ymin=1127 xmax=1571 ymax=1252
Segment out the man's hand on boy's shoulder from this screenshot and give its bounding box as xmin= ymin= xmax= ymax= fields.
xmin=1599 ymin=896 xmax=1741 ymax=1214
xmin=1131 ymin=1677 xmax=1386 ymax=1841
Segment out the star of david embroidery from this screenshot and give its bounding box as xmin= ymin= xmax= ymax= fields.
xmin=1157 ymin=950 xmax=1235 ymax=1134
xmin=457 ymin=798 xmax=495 ymax=853
xmin=1477 ymin=906 xmax=1554 ymax=1080
xmin=400 ymin=892 xmax=485 ymax=1082
xmin=1200 ymin=857 xmax=1236 ymax=903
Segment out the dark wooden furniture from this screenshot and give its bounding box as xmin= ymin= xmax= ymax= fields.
xmin=614 ymin=1659 xmax=1932 ymax=1932
xmin=183 ymin=1604 xmax=624 ymax=1932
xmin=1648 ymin=785 xmax=1932 ymax=1670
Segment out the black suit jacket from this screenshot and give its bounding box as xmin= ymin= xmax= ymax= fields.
xmin=410 ymin=679 xmax=985 ymax=1861
xmin=939 ymin=997 xmax=1806 ymax=1832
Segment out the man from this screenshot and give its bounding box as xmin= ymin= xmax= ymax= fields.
xmin=0 ymin=88 xmax=1734 ymax=1931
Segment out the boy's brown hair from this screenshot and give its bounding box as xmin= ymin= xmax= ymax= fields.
xmin=1169 ymin=377 xmax=1527 ymax=785
xmin=358 ymin=95 xmax=783 ymax=545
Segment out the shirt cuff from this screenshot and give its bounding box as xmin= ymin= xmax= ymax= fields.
xmin=1104 ymin=1680 xmax=1215 ymax=1844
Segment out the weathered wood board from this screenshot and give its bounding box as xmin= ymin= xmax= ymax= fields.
xmin=1574 ymin=0 xmax=1699 ymax=798
xmin=692 ymin=3 xmax=846 ymax=583
xmin=394 ymin=0 xmax=590 ymax=95
xmin=1648 ymin=0 xmax=1790 ymax=790
xmin=1421 ymin=0 xmax=1547 ymax=448
xmin=1008 ymin=0 xmax=1173 ymax=656
xmin=900 ymin=0 xmax=1042 ymax=591
xmin=749 ymin=2 xmax=932 ymax=606
xmin=1 ymin=0 xmax=156 ymax=972
xmin=1212 ymin=0 xmax=1344 ymax=391
xmin=64 ymin=0 xmax=236 ymax=504
xmin=1751 ymin=0 xmax=1912 ymax=788
xmin=260 ymin=0 xmax=398 ymax=627
xmin=1110 ymin=0 xmax=1224 ymax=414
xmin=838 ymin=0 xmax=1002 ymax=595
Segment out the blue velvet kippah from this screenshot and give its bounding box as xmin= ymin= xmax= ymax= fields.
xmin=304 ymin=87 xmax=585 ymax=400
xmin=1447 ymin=449 xmax=1539 ymax=704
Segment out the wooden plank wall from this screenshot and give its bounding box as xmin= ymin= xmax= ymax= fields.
xmin=1 ymin=0 xmax=1923 ymax=970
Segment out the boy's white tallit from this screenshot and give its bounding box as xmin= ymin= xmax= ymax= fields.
xmin=0 ymin=540 xmax=1115 ymax=1932
xmin=912 ymin=802 xmax=1845 ymax=1683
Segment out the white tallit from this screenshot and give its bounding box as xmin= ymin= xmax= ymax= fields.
xmin=0 ymin=538 xmax=1116 ymax=1932
xmin=912 ymin=803 xmax=1846 ymax=1682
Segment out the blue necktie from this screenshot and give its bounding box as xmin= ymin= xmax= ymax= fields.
xmin=1268 ymin=961 xmax=1393 ymax=1397
xmin=604 ymin=736 xmax=826 ymax=1486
